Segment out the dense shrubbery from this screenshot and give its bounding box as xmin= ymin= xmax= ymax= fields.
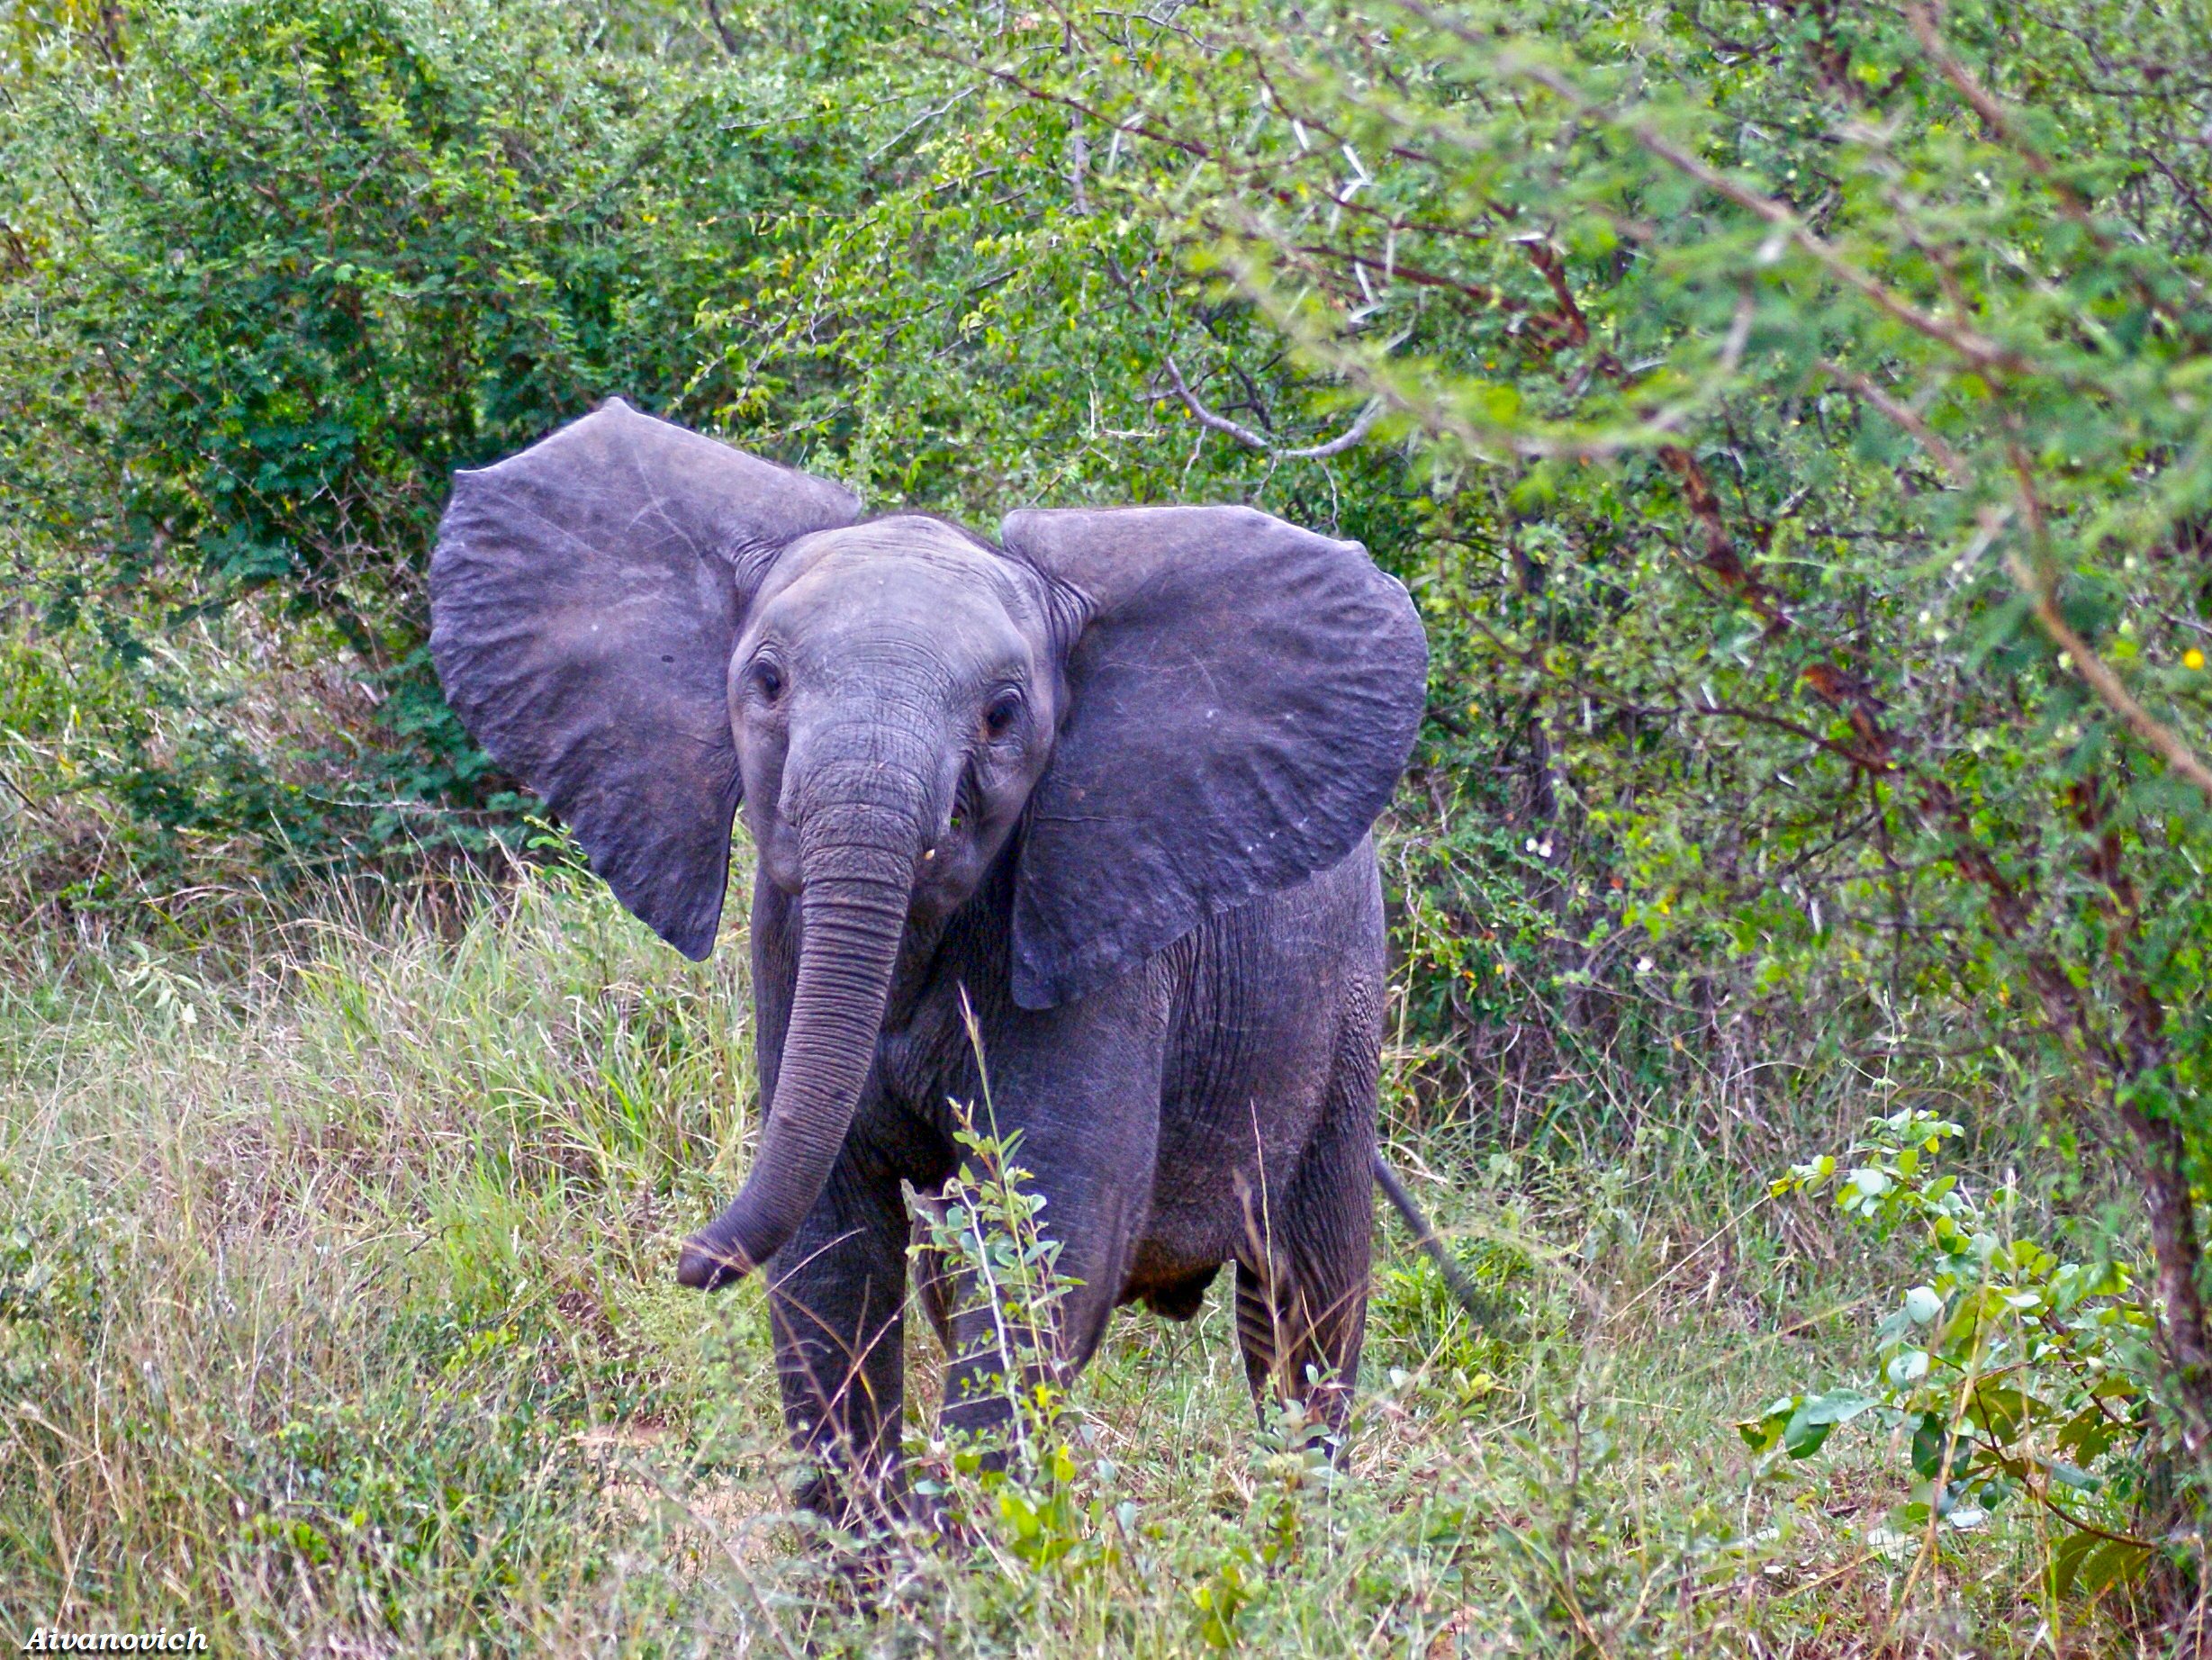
xmin=971 ymin=0 xmax=2212 ymax=1608
xmin=5 ymin=0 xmax=2210 ymax=1649
xmin=1 ymin=0 xmax=869 ymax=891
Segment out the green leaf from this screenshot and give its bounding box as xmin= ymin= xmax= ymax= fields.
xmin=1910 ymin=1412 xmax=1951 ymax=1480
xmin=1972 ymin=1385 xmax=2030 ymax=1446
xmin=2051 ymin=1533 xmax=2152 ymax=1601
xmin=1783 ymin=1390 xmax=1876 ymax=1458
xmin=1885 ymin=1348 xmax=1931 ymax=1388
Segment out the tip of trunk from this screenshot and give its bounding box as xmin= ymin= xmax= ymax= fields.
xmin=676 ymin=1230 xmax=752 ymax=1291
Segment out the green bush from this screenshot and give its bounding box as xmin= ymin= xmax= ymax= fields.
xmin=1 ymin=0 xmax=862 ymax=892
xmin=972 ymin=0 xmax=2212 ymax=1559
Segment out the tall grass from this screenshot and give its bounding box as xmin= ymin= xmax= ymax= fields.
xmin=0 ymin=864 xmax=2143 ymax=1655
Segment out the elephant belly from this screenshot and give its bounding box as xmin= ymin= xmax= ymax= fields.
xmin=1116 ymin=1259 xmax=1223 ymax=1320
xmin=1134 ymin=840 xmax=1384 ymax=1283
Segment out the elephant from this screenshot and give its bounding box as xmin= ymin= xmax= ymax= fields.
xmin=428 ymin=398 xmax=1447 ymax=1526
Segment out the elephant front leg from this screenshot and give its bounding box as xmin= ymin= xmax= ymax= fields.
xmin=920 ymin=980 xmax=1169 ymax=1476
xmin=764 ymin=1144 xmax=911 ymax=1531
xmin=931 ymin=1235 xmax=1102 ymax=1466
xmin=926 ymin=1113 xmax=1158 ymax=1468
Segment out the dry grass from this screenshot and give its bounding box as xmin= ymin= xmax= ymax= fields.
xmin=0 ymin=863 xmax=2144 ymax=1655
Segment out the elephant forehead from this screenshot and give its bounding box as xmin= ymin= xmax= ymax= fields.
xmin=797 ymin=513 xmax=988 ymax=560
xmin=767 ymin=518 xmax=1043 ymax=645
xmin=788 ymin=518 xmax=1015 ymax=587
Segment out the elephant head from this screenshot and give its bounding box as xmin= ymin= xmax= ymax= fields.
xmin=429 ymin=400 xmax=1427 ymax=1287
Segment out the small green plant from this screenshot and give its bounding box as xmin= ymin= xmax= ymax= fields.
xmin=1744 ymin=1111 xmax=2162 ymax=1603
xmin=914 ymin=1114 xmax=1079 ymax=1517
xmin=906 ymin=997 xmax=1128 ymax=1595
xmin=1371 ymin=1221 xmax=1527 ymax=1412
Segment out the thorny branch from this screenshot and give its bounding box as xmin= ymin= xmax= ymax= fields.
xmin=1654 ymin=447 xmax=1792 ymax=637
xmin=1386 ymin=0 xmax=2029 ymax=379
xmin=2007 ymin=549 xmax=2212 ymax=808
xmin=1819 ymin=363 xmax=2212 ymax=807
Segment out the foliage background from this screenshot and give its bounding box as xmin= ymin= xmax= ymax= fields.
xmin=3 ymin=0 xmax=2209 ymax=1651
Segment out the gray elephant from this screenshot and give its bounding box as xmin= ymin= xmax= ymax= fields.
xmin=429 ymin=399 xmax=1442 ymax=1524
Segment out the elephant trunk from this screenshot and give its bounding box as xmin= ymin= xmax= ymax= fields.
xmin=677 ymin=789 xmax=920 ymax=1287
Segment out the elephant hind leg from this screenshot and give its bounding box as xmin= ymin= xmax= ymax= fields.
xmin=1232 ymin=1043 xmax=1377 ymax=1449
xmin=1238 ymin=1158 xmax=1371 ymax=1449
xmin=1232 ymin=1238 xmax=1368 ymax=1448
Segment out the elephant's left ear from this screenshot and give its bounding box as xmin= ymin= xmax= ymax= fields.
xmin=431 ymin=400 xmax=859 ymax=959
xmin=999 ymin=505 xmax=1428 ymax=1009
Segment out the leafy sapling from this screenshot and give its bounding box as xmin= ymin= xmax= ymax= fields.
xmin=1743 ymin=1111 xmax=2162 ymax=1604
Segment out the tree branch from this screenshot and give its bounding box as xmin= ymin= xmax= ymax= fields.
xmin=2005 ymin=551 xmax=2212 ymax=806
xmin=701 ymin=0 xmax=742 ymax=56
xmin=1819 ymin=361 xmax=1968 ymax=483
xmin=1159 ymin=357 xmax=1383 ymax=459
xmin=1903 ymin=5 xmax=2094 ymax=227
xmin=1388 ymin=0 xmax=2030 ymax=378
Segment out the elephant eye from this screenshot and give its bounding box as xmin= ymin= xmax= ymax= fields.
xmin=750 ymin=660 xmax=783 ymax=702
xmin=982 ymin=690 xmax=1022 ymax=739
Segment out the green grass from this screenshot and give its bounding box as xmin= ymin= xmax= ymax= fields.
xmin=0 ymin=866 xmax=2144 ymax=1655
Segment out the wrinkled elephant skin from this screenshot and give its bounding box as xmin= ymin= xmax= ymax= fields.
xmin=429 ymin=400 xmax=1428 ymax=1524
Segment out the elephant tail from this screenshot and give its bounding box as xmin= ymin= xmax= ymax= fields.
xmin=1371 ymin=1150 xmax=1501 ymax=1327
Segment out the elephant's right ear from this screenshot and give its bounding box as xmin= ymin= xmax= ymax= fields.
xmin=430 ymin=399 xmax=859 ymax=958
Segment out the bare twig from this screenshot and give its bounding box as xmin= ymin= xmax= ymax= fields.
xmin=865 ymin=86 xmax=980 ymax=164
xmin=1160 ymin=356 xmax=1384 ymax=458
